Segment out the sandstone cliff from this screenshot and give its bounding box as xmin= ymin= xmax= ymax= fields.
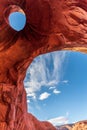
xmin=0 ymin=0 xmax=87 ymax=130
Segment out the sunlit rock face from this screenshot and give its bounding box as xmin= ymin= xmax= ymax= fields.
xmin=72 ymin=121 xmax=87 ymax=130
xmin=0 ymin=0 xmax=87 ymax=130
xmin=56 ymin=120 xmax=87 ymax=130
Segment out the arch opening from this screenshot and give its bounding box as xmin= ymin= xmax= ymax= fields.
xmin=4 ymin=5 xmax=26 ymax=31
xmin=8 ymin=12 xmax=26 ymax=31
xmin=24 ymin=50 xmax=87 ymax=128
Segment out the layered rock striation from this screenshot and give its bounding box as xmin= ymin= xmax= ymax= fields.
xmin=0 ymin=0 xmax=87 ymax=130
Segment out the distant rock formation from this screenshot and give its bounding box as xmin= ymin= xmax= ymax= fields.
xmin=56 ymin=124 xmax=73 ymax=130
xmin=56 ymin=120 xmax=87 ymax=130
xmin=72 ymin=120 xmax=87 ymax=130
xmin=0 ymin=0 xmax=87 ymax=130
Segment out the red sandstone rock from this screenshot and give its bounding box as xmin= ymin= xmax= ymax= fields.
xmin=0 ymin=0 xmax=87 ymax=130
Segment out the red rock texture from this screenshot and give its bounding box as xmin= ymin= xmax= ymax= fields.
xmin=0 ymin=0 xmax=87 ymax=130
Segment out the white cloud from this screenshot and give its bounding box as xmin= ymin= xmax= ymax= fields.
xmin=53 ymin=89 xmax=61 ymax=94
xmin=49 ymin=86 xmax=56 ymax=90
xmin=24 ymin=51 xmax=67 ymax=101
xmin=27 ymin=99 xmax=30 ymax=103
xmin=39 ymin=92 xmax=51 ymax=100
xmin=66 ymin=112 xmax=69 ymax=117
xmin=62 ymin=80 xmax=69 ymax=84
xmin=25 ymin=88 xmax=36 ymax=99
xmin=48 ymin=116 xmax=69 ymax=126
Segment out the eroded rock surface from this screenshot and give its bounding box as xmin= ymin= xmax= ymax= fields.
xmin=0 ymin=0 xmax=87 ymax=130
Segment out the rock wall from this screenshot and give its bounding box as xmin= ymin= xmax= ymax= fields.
xmin=0 ymin=0 xmax=87 ymax=130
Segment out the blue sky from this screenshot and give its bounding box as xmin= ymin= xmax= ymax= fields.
xmin=24 ymin=51 xmax=87 ymax=126
xmin=9 ymin=12 xmax=26 ymax=31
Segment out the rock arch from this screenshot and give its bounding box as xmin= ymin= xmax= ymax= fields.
xmin=0 ymin=0 xmax=87 ymax=129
